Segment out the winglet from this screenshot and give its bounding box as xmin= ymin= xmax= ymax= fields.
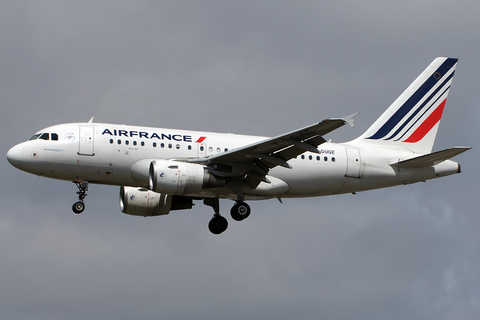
xmin=330 ymin=113 xmax=358 ymax=128
xmin=342 ymin=113 xmax=359 ymax=128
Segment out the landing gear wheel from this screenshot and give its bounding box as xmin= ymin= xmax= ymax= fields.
xmin=72 ymin=201 xmax=85 ymax=214
xmin=73 ymin=181 xmax=88 ymax=214
xmin=230 ymin=202 xmax=251 ymax=221
xmin=208 ymin=215 xmax=228 ymax=235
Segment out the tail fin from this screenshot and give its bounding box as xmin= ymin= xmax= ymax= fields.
xmin=357 ymin=57 xmax=458 ymax=154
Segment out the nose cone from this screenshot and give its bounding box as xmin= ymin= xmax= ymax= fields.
xmin=7 ymin=144 xmax=24 ymax=169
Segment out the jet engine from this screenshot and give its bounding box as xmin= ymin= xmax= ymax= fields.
xmin=149 ymin=159 xmax=224 ymax=195
xmin=120 ymin=186 xmax=195 ymax=217
xmin=120 ymin=186 xmax=172 ymax=216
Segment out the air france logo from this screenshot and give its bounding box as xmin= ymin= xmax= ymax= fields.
xmin=129 ymin=194 xmax=137 ymax=202
xmin=158 ymin=171 xmax=166 ymax=179
xmin=102 ymin=129 xmax=192 ymax=142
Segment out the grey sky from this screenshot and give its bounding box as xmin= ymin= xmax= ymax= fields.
xmin=1 ymin=1 xmax=479 ymax=319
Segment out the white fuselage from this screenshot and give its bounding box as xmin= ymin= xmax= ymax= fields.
xmin=7 ymin=122 xmax=460 ymax=201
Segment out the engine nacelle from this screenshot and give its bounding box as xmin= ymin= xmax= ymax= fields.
xmin=149 ymin=159 xmax=224 ymax=195
xmin=120 ymin=186 xmax=171 ymax=216
xmin=120 ymin=186 xmax=195 ymax=217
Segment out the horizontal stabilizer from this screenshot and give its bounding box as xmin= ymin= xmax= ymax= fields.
xmin=390 ymin=147 xmax=471 ymax=168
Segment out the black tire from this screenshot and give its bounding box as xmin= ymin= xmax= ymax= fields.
xmin=72 ymin=201 xmax=85 ymax=214
xmin=230 ymin=202 xmax=251 ymax=221
xmin=208 ymin=216 xmax=228 ymax=234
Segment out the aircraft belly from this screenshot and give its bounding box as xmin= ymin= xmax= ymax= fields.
xmin=243 ymin=175 xmax=289 ymax=196
xmin=272 ymin=163 xmax=346 ymax=197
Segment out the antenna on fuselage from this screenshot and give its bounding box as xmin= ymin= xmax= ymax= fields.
xmin=88 ymin=117 xmax=94 ymax=123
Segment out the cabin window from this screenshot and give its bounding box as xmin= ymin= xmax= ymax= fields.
xmin=301 ymin=155 xmax=305 ymax=160
xmin=309 ymin=155 xmax=313 ymax=160
xmin=332 ymin=157 xmax=336 ymax=162
xmin=110 ymin=139 xmax=114 ymax=144
xmin=133 ymin=141 xmax=137 ymax=146
xmin=225 ymin=148 xmax=228 ymax=152
xmin=316 ymin=156 xmax=320 ymax=161
xmin=153 ymin=142 xmax=157 ymax=147
xmin=125 ymin=140 xmax=129 ymax=145
xmin=324 ymin=156 xmax=328 ymax=161
xmin=168 ymin=144 xmax=172 ymax=149
xmin=200 ymin=146 xmax=204 ymax=151
xmin=188 ymin=145 xmax=192 ymax=150
xmin=141 ymin=141 xmax=145 ymax=147
xmin=176 ymin=144 xmax=180 ymax=149
xmin=161 ymin=143 xmax=165 ymax=148
xmin=117 ymin=140 xmax=121 ymax=145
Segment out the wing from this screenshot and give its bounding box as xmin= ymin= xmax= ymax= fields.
xmin=188 ymin=113 xmax=358 ymax=189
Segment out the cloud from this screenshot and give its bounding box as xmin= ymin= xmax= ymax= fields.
xmin=1 ymin=1 xmax=479 ymax=320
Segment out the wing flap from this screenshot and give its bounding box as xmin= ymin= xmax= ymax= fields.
xmin=390 ymin=147 xmax=471 ymax=168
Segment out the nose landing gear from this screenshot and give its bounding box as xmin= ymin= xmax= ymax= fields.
xmin=72 ymin=181 xmax=88 ymax=214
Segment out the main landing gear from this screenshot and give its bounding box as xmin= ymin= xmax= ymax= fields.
xmin=230 ymin=201 xmax=251 ymax=221
xmin=72 ymin=181 xmax=88 ymax=214
xmin=204 ymin=198 xmax=251 ymax=235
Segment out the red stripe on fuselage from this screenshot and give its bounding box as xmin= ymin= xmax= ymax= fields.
xmin=403 ymin=98 xmax=446 ymax=143
xmin=196 ymin=136 xmax=207 ymax=143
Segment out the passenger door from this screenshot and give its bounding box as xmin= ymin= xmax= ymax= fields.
xmin=78 ymin=126 xmax=95 ymax=156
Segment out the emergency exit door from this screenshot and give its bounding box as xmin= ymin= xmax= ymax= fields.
xmin=345 ymin=148 xmax=361 ymax=178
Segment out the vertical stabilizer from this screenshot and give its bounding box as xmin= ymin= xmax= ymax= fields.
xmin=357 ymin=57 xmax=458 ymax=154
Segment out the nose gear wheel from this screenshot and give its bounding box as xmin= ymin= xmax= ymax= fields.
xmin=72 ymin=201 xmax=85 ymax=214
xmin=72 ymin=181 xmax=88 ymax=214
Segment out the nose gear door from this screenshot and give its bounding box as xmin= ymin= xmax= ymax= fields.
xmin=78 ymin=126 xmax=95 ymax=156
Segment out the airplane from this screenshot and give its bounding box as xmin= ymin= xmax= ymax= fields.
xmin=7 ymin=57 xmax=470 ymax=234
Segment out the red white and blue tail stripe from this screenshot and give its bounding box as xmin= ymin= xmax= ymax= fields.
xmin=359 ymin=57 xmax=458 ymax=154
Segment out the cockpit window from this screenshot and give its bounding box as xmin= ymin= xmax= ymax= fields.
xmin=29 ymin=133 xmax=58 ymax=141
xmin=29 ymin=133 xmax=41 ymax=140
xmin=39 ymin=133 xmax=49 ymax=140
